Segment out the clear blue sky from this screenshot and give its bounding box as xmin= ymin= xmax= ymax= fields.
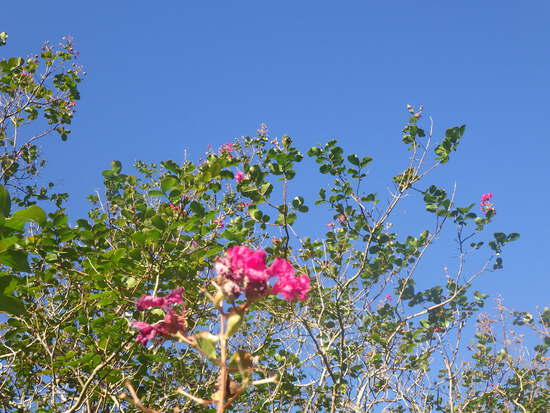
xmin=2 ymin=1 xmax=548 ymax=313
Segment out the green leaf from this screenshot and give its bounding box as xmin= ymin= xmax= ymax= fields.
xmin=0 ymin=236 xmax=19 ymax=253
xmin=195 ymin=331 xmax=218 ymax=361
xmin=151 ymin=215 xmax=166 ymax=230
xmin=0 ymin=185 xmax=11 ymax=218
xmin=189 ymin=201 xmax=205 ymax=216
xmin=125 ymin=277 xmax=138 ymax=289
xmin=161 ymin=176 xmax=179 ymax=193
xmin=0 ymin=293 xmax=25 ymax=315
xmin=226 ymin=310 xmax=243 ymax=337
xmin=0 ymin=273 xmax=18 ymax=295
xmin=111 ymin=160 xmax=122 ymax=173
xmin=249 ymin=207 xmax=262 ymax=222
xmin=0 ymin=250 xmax=30 ymax=272
xmin=12 ymin=205 xmax=46 ymax=226
xmin=260 ymin=182 xmax=273 ymax=197
xmin=347 ymin=154 xmax=360 ymax=166
xmin=148 ymin=190 xmax=165 ymax=197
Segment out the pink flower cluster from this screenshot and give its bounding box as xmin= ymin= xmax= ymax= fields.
xmin=219 ymin=142 xmax=234 ymax=155
xmin=235 ymin=171 xmax=246 ymax=182
xmin=133 ymin=288 xmax=185 ymax=345
xmin=215 ymin=246 xmax=310 ymax=301
xmin=480 ymin=192 xmax=496 ymax=215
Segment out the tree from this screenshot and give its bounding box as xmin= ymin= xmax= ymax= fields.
xmin=0 ymin=35 xmax=547 ymax=413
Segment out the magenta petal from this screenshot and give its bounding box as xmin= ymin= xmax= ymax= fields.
xmin=132 ymin=321 xmax=157 ymax=345
xmin=164 ymin=288 xmax=184 ymax=307
xmin=132 ymin=321 xmax=152 ymax=330
xmin=270 ymin=273 xmax=310 ymax=302
xmin=136 ymin=295 xmax=165 ymax=310
xmin=267 ymin=258 xmax=295 ymax=278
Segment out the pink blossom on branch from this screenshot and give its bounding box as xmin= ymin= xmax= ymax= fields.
xmin=227 ymin=246 xmax=269 ymax=282
xmin=136 ymin=288 xmax=184 ymax=310
xmin=219 ymin=142 xmax=234 ymax=155
xmin=132 ymin=309 xmax=186 ymax=346
xmin=133 ymin=288 xmax=186 ymax=345
xmin=480 ymin=192 xmax=496 ymax=215
xmin=235 ymin=171 xmax=246 ymax=182
xmin=270 ymin=273 xmax=310 ymax=302
xmin=267 ymin=257 xmax=295 ymax=279
xmin=214 ymin=246 xmax=310 ymax=301
xmin=132 ymin=321 xmax=157 ymax=345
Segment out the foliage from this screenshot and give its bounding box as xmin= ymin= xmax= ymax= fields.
xmin=0 ymin=35 xmax=547 ymax=413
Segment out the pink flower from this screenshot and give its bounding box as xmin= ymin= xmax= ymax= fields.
xmin=267 ymin=257 xmax=310 ymax=301
xmin=133 ymin=288 xmax=186 ymax=345
xmin=219 ymin=143 xmax=234 ymax=154
xmin=228 ymin=246 xmax=268 ymax=282
xmin=132 ymin=321 xmax=158 ymax=345
xmin=337 ymin=214 xmax=346 ymax=223
xmin=270 ymin=273 xmax=310 ymax=302
xmin=235 ymin=171 xmax=246 ymax=182
xmin=327 ymin=222 xmax=335 ymax=228
xmin=136 ymin=295 xmax=164 ymax=310
xmin=480 ymin=193 xmax=496 ymax=215
xmin=132 ymin=309 xmax=186 ymax=346
xmin=267 ymin=257 xmax=295 ymax=279
xmin=136 ymin=288 xmax=184 ymax=310
xmin=385 ymin=294 xmax=393 ymax=303
xmin=215 ymin=246 xmax=309 ymax=301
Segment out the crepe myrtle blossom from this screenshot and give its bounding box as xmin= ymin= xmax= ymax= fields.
xmin=235 ymin=171 xmax=246 ymax=182
xmin=133 ymin=288 xmax=186 ymax=345
xmin=136 ymin=287 xmax=184 ymax=310
xmin=268 ymin=258 xmax=310 ymax=301
xmin=219 ymin=142 xmax=234 ymax=154
xmin=480 ymin=192 xmax=496 ymax=215
xmin=215 ymin=246 xmax=310 ymax=301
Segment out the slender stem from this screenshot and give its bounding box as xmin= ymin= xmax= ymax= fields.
xmin=217 ymin=306 xmax=227 ymax=413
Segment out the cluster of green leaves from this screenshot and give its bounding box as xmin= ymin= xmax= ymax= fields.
xmin=456 ymin=307 xmax=550 ymax=412
xmin=0 ymin=184 xmax=46 ymax=315
xmin=0 ymin=34 xmax=81 ymax=207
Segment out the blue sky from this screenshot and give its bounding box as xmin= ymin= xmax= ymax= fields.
xmin=2 ymin=1 xmax=548 ymax=313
